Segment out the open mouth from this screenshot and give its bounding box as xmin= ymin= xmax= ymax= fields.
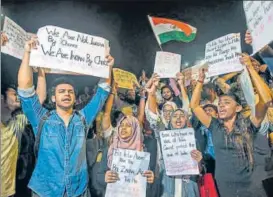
xmin=121 ymin=130 xmax=127 ymax=135
xmin=62 ymin=98 xmax=71 ymax=103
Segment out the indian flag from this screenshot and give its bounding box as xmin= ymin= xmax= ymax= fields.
xmin=148 ymin=15 xmax=197 ymax=45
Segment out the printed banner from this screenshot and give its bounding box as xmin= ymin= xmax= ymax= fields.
xmin=29 ymin=25 xmax=110 ymax=78
xmin=113 ymin=68 xmax=139 ymax=89
xmin=244 ymin=1 xmax=273 ymax=53
xmin=105 ymin=149 xmax=150 ymax=197
xmin=159 ymin=128 xmax=199 ymax=176
xmin=205 ymin=33 xmax=243 ymax=77
xmin=154 ymin=51 xmax=181 ymax=78
xmin=1 ymin=16 xmax=30 ymax=59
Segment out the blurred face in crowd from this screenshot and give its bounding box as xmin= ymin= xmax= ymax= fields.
xmin=52 ymin=84 xmax=76 ymax=111
xmin=162 ymin=87 xmax=173 ymax=101
xmin=170 ymin=110 xmax=187 ymax=129
xmin=118 ymin=118 xmax=133 ymax=139
xmin=5 ymin=88 xmax=20 ymax=111
xmin=203 ymin=87 xmax=217 ymax=102
xmin=126 ymin=89 xmax=136 ymax=101
xmin=204 ymin=106 xmax=218 ymax=118
xmin=162 ymin=104 xmax=174 ymax=122
xmin=218 ymin=96 xmax=242 ymax=120
xmin=84 ymin=86 xmax=91 ymax=95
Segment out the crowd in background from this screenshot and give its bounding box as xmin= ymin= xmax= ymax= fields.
xmin=1 ymin=27 xmax=273 ymax=197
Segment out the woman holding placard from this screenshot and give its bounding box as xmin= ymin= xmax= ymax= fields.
xmin=190 ymin=54 xmax=272 ymax=197
xmin=95 ymin=115 xmax=156 ymax=197
xmin=145 ymin=73 xmax=202 ymax=197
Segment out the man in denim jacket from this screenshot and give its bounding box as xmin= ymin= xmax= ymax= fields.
xmin=17 ymin=36 xmax=113 ymax=197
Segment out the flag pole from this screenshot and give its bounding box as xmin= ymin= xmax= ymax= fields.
xmin=147 ymin=15 xmax=163 ymax=51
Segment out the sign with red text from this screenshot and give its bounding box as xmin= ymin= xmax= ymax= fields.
xmin=159 ymin=128 xmax=199 ymax=176
xmin=30 ymin=26 xmax=110 ymax=78
xmin=244 ymin=1 xmax=273 ymax=53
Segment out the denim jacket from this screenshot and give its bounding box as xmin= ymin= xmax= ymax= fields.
xmin=18 ymin=83 xmax=110 ymax=197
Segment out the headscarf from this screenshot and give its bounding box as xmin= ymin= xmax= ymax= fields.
xmin=168 ymin=108 xmax=190 ymax=130
xmin=160 ymin=101 xmax=177 ymax=128
xmin=107 ymin=115 xmax=143 ymax=168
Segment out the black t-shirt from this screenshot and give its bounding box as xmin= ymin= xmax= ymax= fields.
xmin=208 ymin=117 xmax=259 ymax=197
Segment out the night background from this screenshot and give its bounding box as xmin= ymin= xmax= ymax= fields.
xmin=1 ymin=0 xmax=251 ymax=94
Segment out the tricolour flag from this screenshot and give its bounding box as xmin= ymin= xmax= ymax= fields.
xmin=148 ymin=15 xmax=197 ymax=45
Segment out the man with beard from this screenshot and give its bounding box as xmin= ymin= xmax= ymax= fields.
xmin=159 ymin=85 xmax=182 ymax=109
xmin=113 ymin=88 xmax=138 ymax=116
xmin=17 ymin=36 xmax=113 ymax=197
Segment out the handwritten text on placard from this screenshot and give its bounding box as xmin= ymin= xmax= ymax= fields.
xmin=154 ymin=51 xmax=181 ymax=78
xmin=1 ymin=16 xmax=30 ymax=59
xmin=159 ymin=128 xmax=199 ymax=176
xmin=205 ymin=33 xmax=243 ymax=77
xmin=105 ymin=149 xmax=150 ymax=197
xmin=244 ymin=1 xmax=273 ymax=53
xmin=30 ymin=26 xmax=110 ymax=78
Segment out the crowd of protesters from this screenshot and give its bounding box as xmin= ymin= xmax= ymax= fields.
xmin=1 ymin=26 xmax=273 ymax=197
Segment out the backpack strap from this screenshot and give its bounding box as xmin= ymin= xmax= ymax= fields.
xmin=34 ymin=111 xmax=51 ymax=159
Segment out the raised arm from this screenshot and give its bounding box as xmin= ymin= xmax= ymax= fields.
xmin=17 ymin=37 xmax=48 ymax=134
xmin=176 ymin=72 xmax=190 ymax=111
xmin=241 ymin=54 xmax=272 ymax=127
xmin=101 ymin=81 xmax=117 ymax=132
xmin=18 ymin=37 xmax=37 ymax=89
xmin=137 ymin=87 xmax=146 ymax=127
xmin=147 ymin=74 xmax=160 ymax=114
xmin=80 ymin=55 xmax=113 ymax=127
xmin=190 ymin=69 xmax=212 ymax=128
xmin=36 ymin=68 xmax=47 ymax=104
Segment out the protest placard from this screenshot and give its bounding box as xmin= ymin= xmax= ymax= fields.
xmin=113 ymin=68 xmax=139 ymax=89
xmin=1 ymin=16 xmax=30 ymax=59
xmin=239 ymin=67 xmax=256 ymax=116
xmin=159 ymin=128 xmax=199 ymax=176
xmin=154 ymin=51 xmax=181 ymax=78
xmin=29 ymin=25 xmax=110 ymax=78
xmin=182 ymin=62 xmax=209 ymax=86
xmin=244 ymin=1 xmax=273 ymax=53
xmin=105 ymin=149 xmax=150 ymax=197
xmin=205 ymin=33 xmax=243 ymax=77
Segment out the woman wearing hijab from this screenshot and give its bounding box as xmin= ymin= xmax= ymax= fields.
xmin=157 ymin=108 xmax=202 ymax=197
xmin=145 ymin=73 xmax=202 ymax=197
xmin=190 ymin=55 xmax=272 ymax=197
xmin=96 ymin=115 xmax=156 ymax=197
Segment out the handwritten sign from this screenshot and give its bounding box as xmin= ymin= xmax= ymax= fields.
xmin=113 ymin=68 xmax=139 ymax=89
xmin=105 ymin=149 xmax=150 ymax=197
xmin=182 ymin=62 xmax=209 ymax=86
xmin=205 ymin=33 xmax=243 ymax=77
xmin=1 ymin=16 xmax=30 ymax=59
xmin=29 ymin=26 xmax=110 ymax=78
xmin=154 ymin=51 xmax=181 ymax=78
xmin=159 ymin=128 xmax=199 ymax=176
xmin=244 ymin=1 xmax=273 ymax=53
xmin=239 ymin=67 xmax=256 ymax=116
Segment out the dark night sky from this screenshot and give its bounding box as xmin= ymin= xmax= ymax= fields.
xmin=1 ymin=0 xmax=251 ymax=93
